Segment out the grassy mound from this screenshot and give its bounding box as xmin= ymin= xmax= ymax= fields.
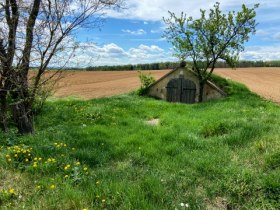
xmin=0 ymin=77 xmax=279 ymax=209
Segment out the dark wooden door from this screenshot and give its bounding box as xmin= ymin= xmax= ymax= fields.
xmin=166 ymin=78 xmax=196 ymax=103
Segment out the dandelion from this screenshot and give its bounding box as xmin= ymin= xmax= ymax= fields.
xmin=102 ymin=199 xmax=106 ymax=203
xmin=5 ymin=154 xmax=10 ymax=158
xmin=14 ymin=154 xmax=18 ymax=157
xmin=38 ymin=157 xmax=42 ymax=161
xmin=82 ymin=208 xmax=87 ymax=210
xmin=7 ymin=158 xmax=12 ymax=162
xmin=8 ymin=188 xmax=15 ymax=194
xmin=96 ymin=181 xmax=100 ymax=185
xmin=25 ymin=158 xmax=29 ymax=162
xmin=50 ymin=185 xmax=56 ymax=189
xmin=83 ymin=167 xmax=88 ymax=171
xmin=75 ymin=162 xmax=80 ymax=166
xmin=64 ymin=175 xmax=69 ymax=178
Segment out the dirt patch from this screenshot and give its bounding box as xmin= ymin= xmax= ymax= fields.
xmin=215 ymin=67 xmax=280 ymax=104
xmin=144 ymin=119 xmax=160 ymax=126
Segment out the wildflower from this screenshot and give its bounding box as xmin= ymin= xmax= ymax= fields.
xmin=7 ymin=158 xmax=12 ymax=162
xmin=34 ymin=157 xmax=38 ymax=161
xmin=50 ymin=185 xmax=56 ymax=189
xmin=83 ymin=167 xmax=88 ymax=171
xmin=96 ymin=181 xmax=100 ymax=185
xmin=36 ymin=185 xmax=41 ymax=189
xmin=8 ymin=188 xmax=15 ymax=194
xmin=75 ymin=162 xmax=80 ymax=166
xmin=25 ymin=158 xmax=29 ymax=162
xmin=64 ymin=175 xmax=69 ymax=178
xmin=102 ymin=199 xmax=106 ymax=203
xmin=38 ymin=157 xmax=42 ymax=161
xmin=72 ymin=148 xmax=76 ymax=151
xmin=82 ymin=208 xmax=87 ymax=210
xmin=5 ymin=154 xmax=10 ymax=158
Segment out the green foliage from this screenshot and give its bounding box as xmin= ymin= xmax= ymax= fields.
xmin=163 ymin=2 xmax=259 ymax=100
xmin=0 ymin=75 xmax=280 ymax=209
xmin=137 ymin=71 xmax=156 ymax=95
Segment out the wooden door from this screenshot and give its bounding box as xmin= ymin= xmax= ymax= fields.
xmin=166 ymin=78 xmax=196 ymax=104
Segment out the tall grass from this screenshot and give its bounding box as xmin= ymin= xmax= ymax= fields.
xmin=0 ymin=77 xmax=279 ymax=209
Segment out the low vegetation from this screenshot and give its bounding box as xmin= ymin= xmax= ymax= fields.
xmin=0 ymin=76 xmax=279 ymax=209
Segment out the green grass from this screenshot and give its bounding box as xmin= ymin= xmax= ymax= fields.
xmin=0 ymin=77 xmax=280 ymax=209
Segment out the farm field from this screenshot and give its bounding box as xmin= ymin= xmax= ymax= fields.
xmin=53 ymin=70 xmax=169 ymax=99
xmin=215 ymin=67 xmax=280 ymax=104
xmin=53 ymin=68 xmax=280 ymax=104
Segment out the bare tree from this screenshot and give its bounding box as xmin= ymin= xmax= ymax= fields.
xmin=0 ymin=0 xmax=122 ymax=134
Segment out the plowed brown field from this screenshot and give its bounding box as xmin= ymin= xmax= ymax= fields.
xmin=54 ymin=70 xmax=169 ymax=99
xmin=53 ymin=68 xmax=280 ymax=103
xmin=215 ymin=68 xmax=280 ymax=103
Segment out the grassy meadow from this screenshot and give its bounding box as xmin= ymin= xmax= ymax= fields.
xmin=0 ymin=76 xmax=280 ymax=209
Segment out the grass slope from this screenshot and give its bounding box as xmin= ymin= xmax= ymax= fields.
xmin=0 ymin=77 xmax=280 ymax=210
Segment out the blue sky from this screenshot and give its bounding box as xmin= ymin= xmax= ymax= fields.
xmin=69 ymin=0 xmax=280 ymax=67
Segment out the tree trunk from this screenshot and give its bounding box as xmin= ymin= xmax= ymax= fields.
xmin=0 ymin=93 xmax=8 ymax=132
xmin=11 ymin=72 xmax=33 ymax=134
xmin=198 ymin=81 xmax=205 ymax=102
xmin=12 ymin=101 xmax=33 ymax=134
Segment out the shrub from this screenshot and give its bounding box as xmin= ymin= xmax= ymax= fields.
xmin=137 ymin=71 xmax=155 ymax=95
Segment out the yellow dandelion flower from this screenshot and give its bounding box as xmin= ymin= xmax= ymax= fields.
xmin=14 ymin=154 xmax=18 ymax=157
xmin=8 ymin=188 xmax=15 ymax=194
xmin=83 ymin=167 xmax=88 ymax=171
xmin=25 ymin=158 xmax=29 ymax=162
xmin=34 ymin=157 xmax=38 ymax=161
xmin=50 ymin=185 xmax=56 ymax=189
xmin=5 ymin=154 xmax=10 ymax=158
xmin=38 ymin=157 xmax=42 ymax=161
xmin=7 ymin=158 xmax=12 ymax=162
xmin=75 ymin=162 xmax=81 ymax=166
xmin=64 ymin=175 xmax=69 ymax=178
xmin=102 ymin=199 xmax=106 ymax=203
xmin=82 ymin=208 xmax=87 ymax=210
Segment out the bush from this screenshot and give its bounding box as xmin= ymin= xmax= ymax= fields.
xmin=137 ymin=71 xmax=155 ymax=95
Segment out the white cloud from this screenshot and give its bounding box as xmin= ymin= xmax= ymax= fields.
xmin=121 ymin=29 xmax=147 ymax=35
xmin=62 ymin=43 xmax=174 ymax=67
xmin=103 ymin=0 xmax=280 ymax=22
xmin=241 ymin=45 xmax=280 ymax=61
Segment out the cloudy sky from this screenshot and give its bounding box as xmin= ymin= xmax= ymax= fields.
xmin=70 ymin=0 xmax=280 ymax=67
